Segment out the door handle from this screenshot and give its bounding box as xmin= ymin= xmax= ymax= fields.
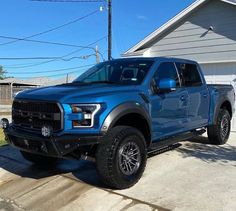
xmin=203 ymin=93 xmax=208 ymax=98
xmin=180 ymin=96 xmax=185 ymax=101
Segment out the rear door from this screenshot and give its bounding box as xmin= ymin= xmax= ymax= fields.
xmin=150 ymin=62 xmax=189 ymax=141
xmin=175 ymin=62 xmax=210 ymax=130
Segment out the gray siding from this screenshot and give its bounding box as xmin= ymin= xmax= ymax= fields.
xmin=147 ymin=0 xmax=236 ymax=62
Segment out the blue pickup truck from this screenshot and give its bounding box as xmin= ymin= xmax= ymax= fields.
xmin=2 ymin=57 xmax=235 ymax=189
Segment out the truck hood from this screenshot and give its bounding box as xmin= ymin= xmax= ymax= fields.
xmin=15 ymin=83 xmax=141 ymax=103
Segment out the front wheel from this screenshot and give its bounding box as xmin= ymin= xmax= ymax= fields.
xmin=207 ymin=109 xmax=231 ymax=145
xmin=96 ymin=126 xmax=147 ymax=189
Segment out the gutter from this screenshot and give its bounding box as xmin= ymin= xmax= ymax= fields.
xmin=199 ymin=60 xmax=236 ymax=64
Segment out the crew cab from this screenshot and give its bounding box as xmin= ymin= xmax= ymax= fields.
xmin=2 ymin=57 xmax=235 ymax=189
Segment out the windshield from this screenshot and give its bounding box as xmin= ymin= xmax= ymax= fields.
xmin=73 ymin=59 xmax=154 ymax=85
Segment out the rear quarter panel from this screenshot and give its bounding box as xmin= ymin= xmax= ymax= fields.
xmin=208 ymin=84 xmax=235 ymax=125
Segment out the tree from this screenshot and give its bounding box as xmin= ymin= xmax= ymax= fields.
xmin=0 ymin=66 xmax=5 ymax=80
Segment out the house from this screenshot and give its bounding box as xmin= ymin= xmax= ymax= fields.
xmin=123 ymin=0 xmax=236 ymax=131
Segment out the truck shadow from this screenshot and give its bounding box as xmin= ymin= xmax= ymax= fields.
xmin=0 ymin=146 xmax=106 ymax=188
xmin=0 ymin=136 xmax=235 ymax=189
xmin=177 ymin=136 xmax=236 ymax=166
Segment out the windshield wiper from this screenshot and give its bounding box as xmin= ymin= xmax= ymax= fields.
xmin=72 ymin=81 xmax=88 ymax=84
xmin=86 ymin=80 xmax=119 ymax=84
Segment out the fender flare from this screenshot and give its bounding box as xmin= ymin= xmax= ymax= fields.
xmin=213 ymin=97 xmax=232 ymax=125
xmin=101 ymin=102 xmax=152 ymax=134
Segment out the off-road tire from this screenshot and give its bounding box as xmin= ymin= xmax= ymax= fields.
xmin=20 ymin=151 xmax=58 ymax=166
xmin=207 ymin=109 xmax=231 ymax=145
xmin=96 ymin=126 xmax=147 ymax=189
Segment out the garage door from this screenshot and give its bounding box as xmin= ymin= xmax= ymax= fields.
xmin=200 ymin=63 xmax=236 ymax=132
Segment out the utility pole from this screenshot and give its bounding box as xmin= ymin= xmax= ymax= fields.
xmin=108 ymin=0 xmax=112 ymax=61
xmin=95 ymin=45 xmax=100 ymax=64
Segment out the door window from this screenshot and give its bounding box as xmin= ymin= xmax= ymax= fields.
xmin=153 ymin=62 xmax=180 ymax=87
xmin=176 ymin=63 xmax=202 ymax=87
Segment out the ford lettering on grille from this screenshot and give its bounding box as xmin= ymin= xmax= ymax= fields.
xmin=12 ymin=100 xmax=63 ymax=131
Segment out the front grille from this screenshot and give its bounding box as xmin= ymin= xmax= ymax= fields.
xmin=12 ymin=100 xmax=62 ymax=131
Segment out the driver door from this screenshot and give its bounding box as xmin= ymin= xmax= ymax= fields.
xmin=150 ymin=62 xmax=189 ymax=141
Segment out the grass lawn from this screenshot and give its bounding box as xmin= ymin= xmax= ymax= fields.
xmin=0 ymin=129 xmax=7 ymax=146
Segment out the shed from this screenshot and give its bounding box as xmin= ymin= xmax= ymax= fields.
xmin=123 ymin=0 xmax=236 ymax=131
xmin=0 ymin=78 xmax=40 ymax=103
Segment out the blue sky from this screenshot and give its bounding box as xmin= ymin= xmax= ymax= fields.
xmin=0 ymin=0 xmax=195 ymax=79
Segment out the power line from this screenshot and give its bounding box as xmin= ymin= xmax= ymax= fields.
xmin=5 ymin=49 xmax=106 ymax=70
xmin=0 ymin=9 xmax=100 ymax=46
xmin=0 ymin=57 xmax=62 ymax=60
xmin=5 ymin=48 xmax=107 ymax=69
xmin=0 ymin=35 xmax=93 ymax=49
xmin=3 ymin=62 xmax=41 ymax=68
xmin=15 ymin=67 xmax=91 ymax=78
xmin=31 ymin=0 xmax=105 ymax=2
xmin=0 ymin=53 xmax=95 ymax=60
xmin=30 ymin=0 xmax=111 ymax=60
xmin=6 ymin=63 xmax=94 ymax=74
xmin=2 ymin=36 xmax=106 ymax=68
xmin=0 ymin=54 xmax=93 ymax=65
xmin=0 ymin=35 xmax=106 ymax=60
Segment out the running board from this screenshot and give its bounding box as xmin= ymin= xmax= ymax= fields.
xmin=148 ymin=129 xmax=206 ymax=154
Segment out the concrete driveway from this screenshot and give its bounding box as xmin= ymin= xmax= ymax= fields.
xmin=0 ymin=133 xmax=236 ymax=211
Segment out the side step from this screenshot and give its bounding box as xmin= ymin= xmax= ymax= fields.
xmin=148 ymin=129 xmax=206 ymax=155
xmin=148 ymin=143 xmax=181 ymax=157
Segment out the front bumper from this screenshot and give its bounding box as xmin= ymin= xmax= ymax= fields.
xmin=4 ymin=125 xmax=103 ymax=157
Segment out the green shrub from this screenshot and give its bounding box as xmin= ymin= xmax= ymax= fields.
xmin=0 ymin=129 xmax=6 ymax=146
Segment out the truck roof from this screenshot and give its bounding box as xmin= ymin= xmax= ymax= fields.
xmin=116 ymin=57 xmax=197 ymax=64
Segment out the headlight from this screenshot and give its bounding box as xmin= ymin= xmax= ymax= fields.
xmin=70 ymin=104 xmax=101 ymax=128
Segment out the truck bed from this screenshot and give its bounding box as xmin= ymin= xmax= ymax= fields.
xmin=207 ymin=83 xmax=235 ymax=125
xmin=207 ymin=84 xmax=234 ymax=89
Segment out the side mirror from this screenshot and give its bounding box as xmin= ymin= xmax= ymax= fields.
xmin=157 ymin=78 xmax=176 ymax=93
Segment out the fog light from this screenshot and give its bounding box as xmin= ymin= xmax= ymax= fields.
xmin=0 ymin=118 xmax=9 ymax=129
xmin=41 ymin=125 xmax=53 ymax=137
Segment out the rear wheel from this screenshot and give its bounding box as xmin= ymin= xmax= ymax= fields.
xmin=207 ymin=109 xmax=231 ymax=145
xmin=20 ymin=151 xmax=58 ymax=166
xmin=96 ymin=126 xmax=147 ymax=189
